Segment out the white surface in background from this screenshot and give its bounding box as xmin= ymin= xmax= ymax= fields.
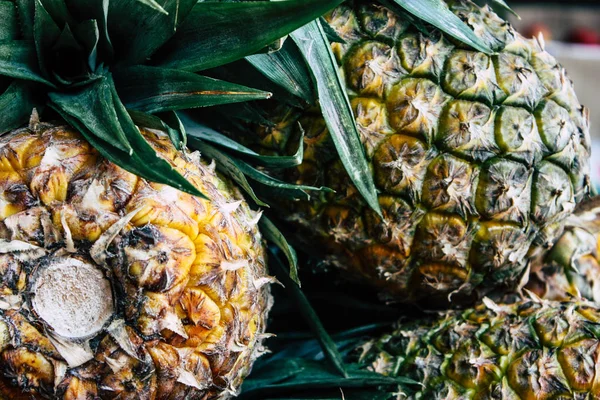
xmin=593 ymin=141 xmax=600 ymax=190
xmin=507 ymin=6 xmax=600 ymax=187
xmin=546 ymin=42 xmax=600 ymax=140
xmin=544 ymin=42 xmax=600 ymax=189
xmin=510 ymin=6 xmax=600 ymax=41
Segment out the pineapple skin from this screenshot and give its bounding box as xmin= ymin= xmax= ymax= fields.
xmin=0 ymin=123 xmax=272 ymax=399
xmin=256 ymin=0 xmax=591 ymax=304
xmin=528 ymin=197 xmax=600 ymax=303
xmin=356 ymin=297 xmax=600 ymax=399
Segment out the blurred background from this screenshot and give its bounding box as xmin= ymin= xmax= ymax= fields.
xmin=502 ymin=0 xmax=600 ymax=190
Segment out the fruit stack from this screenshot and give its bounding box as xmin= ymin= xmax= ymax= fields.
xmin=233 ymin=1 xmax=600 ymax=398
xmin=0 ymin=0 xmax=598 ymax=399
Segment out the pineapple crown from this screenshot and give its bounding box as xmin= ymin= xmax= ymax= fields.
xmin=0 ymin=0 xmax=343 ymax=197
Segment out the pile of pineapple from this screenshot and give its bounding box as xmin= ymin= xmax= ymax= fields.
xmin=0 ymin=0 xmax=599 ymax=399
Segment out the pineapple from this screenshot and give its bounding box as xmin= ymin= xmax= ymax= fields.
xmin=356 ymin=296 xmax=600 ymax=398
xmin=0 ymin=121 xmax=272 ymax=398
xmin=528 ymin=197 xmax=600 ymax=303
xmin=252 ymin=0 xmax=592 ymax=304
xmin=0 ymin=0 xmax=348 ymax=397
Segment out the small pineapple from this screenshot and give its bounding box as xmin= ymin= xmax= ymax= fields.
xmin=0 ymin=121 xmax=272 ymax=399
xmin=528 ymin=197 xmax=600 ymax=303
xmin=356 ymin=296 xmax=600 ymax=399
xmin=253 ymin=0 xmax=591 ymax=304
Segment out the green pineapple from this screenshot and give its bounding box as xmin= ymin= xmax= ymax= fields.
xmin=356 ymin=296 xmax=600 ymax=399
xmin=250 ymin=0 xmax=592 ymax=305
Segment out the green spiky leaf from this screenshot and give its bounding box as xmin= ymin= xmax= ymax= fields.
xmin=33 ymin=0 xmax=61 ymax=80
xmin=49 ymin=75 xmax=131 ymax=152
xmin=241 ymin=358 xmax=410 ymax=400
xmin=49 ymin=74 xmax=205 ymax=198
xmin=189 ymin=138 xmax=269 ymax=208
xmin=319 ymin=17 xmax=345 ymax=44
xmin=207 ymin=60 xmax=308 ymax=109
xmin=246 ymin=40 xmax=315 ymax=103
xmin=181 ymin=112 xmax=304 ymax=168
xmin=114 ymin=65 xmax=271 ymax=114
xmin=391 ymin=0 xmax=493 ymax=54
xmin=188 ymin=133 xmax=328 ymax=200
xmin=156 ymin=0 xmax=345 ymax=72
xmin=489 ymin=0 xmax=519 ymax=17
xmin=211 ymin=103 xmax=274 ymax=127
xmin=0 ymin=1 xmax=19 ymax=40
xmin=14 ymin=0 xmax=34 ymax=39
xmin=234 ymin=159 xmax=331 ymax=201
xmin=291 ymin=20 xmax=382 ymax=216
xmin=158 ymin=111 xmax=186 ymax=149
xmin=38 ymin=0 xmax=74 ymax=26
xmin=72 ymin=19 xmax=100 ymax=72
xmin=67 ymin=0 xmax=114 ymax=63
xmin=269 ymin=252 xmax=347 ymax=378
xmin=134 ymin=0 xmax=168 ymax=15
xmin=261 ymin=220 xmax=299 ymax=285
xmin=0 ymin=81 xmax=40 ymax=134
xmin=128 ymin=110 xmax=185 ymax=150
xmin=0 ymin=41 xmax=54 ymax=86
xmin=109 ymin=0 xmax=197 ymax=66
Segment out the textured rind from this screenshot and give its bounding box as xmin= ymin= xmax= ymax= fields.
xmin=356 ymin=297 xmax=600 ymax=399
xmin=0 ymin=124 xmax=272 ymax=399
xmin=254 ymin=0 xmax=591 ymax=304
xmin=528 ymin=197 xmax=600 ymax=303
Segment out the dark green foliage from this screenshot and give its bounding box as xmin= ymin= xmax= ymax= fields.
xmin=0 ymin=0 xmax=344 ymax=196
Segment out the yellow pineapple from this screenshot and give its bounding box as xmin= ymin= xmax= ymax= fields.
xmin=0 ymin=121 xmax=272 ymax=399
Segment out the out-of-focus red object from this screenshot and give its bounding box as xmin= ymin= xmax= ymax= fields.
xmin=523 ymin=23 xmax=553 ymax=41
xmin=567 ymin=27 xmax=600 ymax=45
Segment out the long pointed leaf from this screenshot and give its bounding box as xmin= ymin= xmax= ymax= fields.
xmin=0 ymin=41 xmax=54 ymax=86
xmin=108 ymin=80 xmax=205 ymax=198
xmin=109 ymin=0 xmax=197 ymax=66
xmin=156 ymin=0 xmax=344 ymax=72
xmin=48 ymin=76 xmax=131 ymax=153
xmin=269 ymin=252 xmax=348 ymax=378
xmin=38 ymin=0 xmax=75 ymax=26
xmin=489 ymin=0 xmax=519 ymax=17
xmin=291 ymin=21 xmax=381 ymax=216
xmin=181 ymin=112 xmax=304 ymax=169
xmin=241 ymin=359 xmax=410 ymax=399
xmin=134 ymin=0 xmax=168 ymax=15
xmin=0 ymin=81 xmax=40 ymax=134
xmin=72 ymin=19 xmax=100 ymax=72
xmin=14 ymin=0 xmax=35 ymax=39
xmin=235 ymin=159 xmax=331 ymax=201
xmin=157 ymin=111 xmax=186 ymax=149
xmin=189 ymin=138 xmax=268 ymax=208
xmin=34 ymin=0 xmax=61 ymax=79
xmin=114 ymin=65 xmax=271 ymax=114
xmin=188 ymin=135 xmax=328 ymax=201
xmin=128 ymin=110 xmax=185 ymax=150
xmin=0 ymin=1 xmax=19 ymax=40
xmin=259 ymin=218 xmax=298 ymax=283
xmin=65 ymin=0 xmax=114 ymax=63
xmin=49 ymin=75 xmax=205 ymax=198
xmin=246 ymin=40 xmax=314 ymax=103
xmin=391 ymin=0 xmax=493 ymax=54
xmin=207 ymin=60 xmax=308 ymax=109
